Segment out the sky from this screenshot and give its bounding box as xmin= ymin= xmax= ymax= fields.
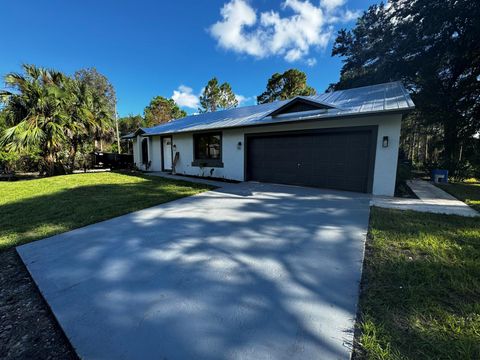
xmin=0 ymin=0 xmax=377 ymax=117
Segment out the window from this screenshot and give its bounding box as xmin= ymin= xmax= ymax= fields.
xmin=141 ymin=138 xmax=149 ymax=164
xmin=192 ymin=132 xmax=223 ymax=167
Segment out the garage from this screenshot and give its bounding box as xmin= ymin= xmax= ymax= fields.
xmin=246 ymin=127 xmax=377 ymax=193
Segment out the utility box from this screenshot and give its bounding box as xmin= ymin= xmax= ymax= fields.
xmin=431 ymin=169 xmax=448 ymax=183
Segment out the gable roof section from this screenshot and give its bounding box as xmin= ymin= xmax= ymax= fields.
xmin=138 ymin=81 xmax=414 ymax=137
xmin=264 ymin=97 xmax=338 ymax=118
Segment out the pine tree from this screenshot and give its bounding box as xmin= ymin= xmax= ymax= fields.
xmin=257 ymin=69 xmax=316 ymax=104
xmin=199 ymin=78 xmax=238 ymax=113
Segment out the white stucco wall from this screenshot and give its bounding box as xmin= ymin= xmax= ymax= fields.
xmin=370 ymin=115 xmax=402 ymax=196
xmin=170 ymin=130 xmax=246 ymax=181
xmin=132 ymin=137 xmax=140 ymax=168
xmin=138 ymin=113 xmax=402 ymax=196
xmin=132 ymin=135 xmax=161 ymax=171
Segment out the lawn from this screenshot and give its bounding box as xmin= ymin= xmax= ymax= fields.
xmin=0 ymin=172 xmax=213 ymax=251
xmin=436 ymin=181 xmax=480 ymax=212
xmin=355 ymin=207 xmax=480 ymax=359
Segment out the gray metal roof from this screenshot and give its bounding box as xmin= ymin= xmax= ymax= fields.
xmin=130 ymin=81 xmax=414 ymax=137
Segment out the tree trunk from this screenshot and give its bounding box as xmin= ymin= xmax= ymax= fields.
xmin=68 ymin=141 xmax=78 ymax=174
xmin=443 ymin=120 xmax=458 ymax=171
xmin=411 ymin=132 xmax=416 ymax=163
xmin=45 ymin=153 xmax=55 ymax=177
xmin=425 ymin=134 xmax=429 ymax=162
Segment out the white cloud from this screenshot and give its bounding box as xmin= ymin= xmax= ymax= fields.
xmin=210 ymin=0 xmax=264 ymax=57
xmin=320 ymin=0 xmax=345 ymax=11
xmin=171 ymin=85 xmax=199 ymax=109
xmin=235 ymin=94 xmax=253 ymax=105
xmin=324 ymin=8 xmax=361 ymax=24
xmin=209 ymin=0 xmax=359 ymax=62
xmin=306 ymin=58 xmax=317 ymax=66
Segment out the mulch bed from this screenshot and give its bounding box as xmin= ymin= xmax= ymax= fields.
xmin=0 ymin=249 xmax=78 ymax=360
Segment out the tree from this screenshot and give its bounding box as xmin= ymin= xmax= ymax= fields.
xmin=0 ymin=65 xmax=70 ymax=175
xmin=331 ymin=0 xmax=480 ymax=173
xmin=0 ymin=64 xmax=116 ymax=175
xmin=64 ymin=77 xmax=114 ymax=171
xmin=257 ymin=69 xmax=316 ymax=104
xmin=74 ymin=68 xmax=117 ymax=151
xmin=118 ymin=115 xmax=145 ymax=137
xmin=0 ymin=107 xmax=6 ymax=131
xmin=117 ymin=114 xmax=145 ymax=154
xmin=74 ymin=68 xmax=116 ymax=115
xmin=143 ymin=96 xmax=186 ymax=127
xmin=199 ymin=77 xmax=238 ymax=113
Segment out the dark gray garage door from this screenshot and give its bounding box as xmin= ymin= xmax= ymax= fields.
xmin=246 ymin=127 xmax=377 ymax=193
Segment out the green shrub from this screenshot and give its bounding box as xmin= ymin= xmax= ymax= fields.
xmin=451 ymin=161 xmax=475 ymax=182
xmin=0 ymin=149 xmax=42 ymax=173
xmin=396 ymin=163 xmax=412 ymax=184
xmin=0 ymin=151 xmax=20 ymax=173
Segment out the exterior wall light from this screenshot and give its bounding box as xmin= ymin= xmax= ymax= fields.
xmin=237 ymin=141 xmax=242 ymax=150
xmin=382 ymin=136 xmax=389 ymax=148
xmin=173 ymin=144 xmax=177 ymax=151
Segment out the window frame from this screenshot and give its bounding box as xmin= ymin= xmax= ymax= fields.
xmin=192 ymin=131 xmax=224 ymax=168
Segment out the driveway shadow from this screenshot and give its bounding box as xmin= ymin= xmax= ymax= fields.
xmin=18 ymin=182 xmax=371 ymax=360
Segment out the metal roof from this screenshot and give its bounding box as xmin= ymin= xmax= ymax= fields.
xmin=125 ymin=81 xmax=414 ymax=138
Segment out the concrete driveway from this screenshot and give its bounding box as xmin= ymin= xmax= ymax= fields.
xmin=18 ymin=182 xmax=371 ymax=360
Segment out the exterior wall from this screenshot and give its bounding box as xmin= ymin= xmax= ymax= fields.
xmin=132 ymin=135 xmax=161 ymax=171
xmin=132 ymin=137 xmax=141 ymax=168
xmin=370 ymin=115 xmax=402 ymax=196
xmin=171 ymin=130 xmax=245 ymax=181
xmin=137 ymin=114 xmax=402 ymax=196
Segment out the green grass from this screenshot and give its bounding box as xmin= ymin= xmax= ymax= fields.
xmin=355 ymin=207 xmax=480 ymax=360
xmin=436 ymin=181 xmax=480 ymax=212
xmin=0 ymin=172 xmax=213 ymax=251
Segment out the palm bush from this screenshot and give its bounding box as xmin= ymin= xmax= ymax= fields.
xmin=0 ymin=64 xmax=114 ymax=176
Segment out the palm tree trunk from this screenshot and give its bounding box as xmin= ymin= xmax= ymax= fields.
xmin=68 ymin=141 xmax=78 ymax=173
xmin=45 ymin=152 xmax=55 ymax=176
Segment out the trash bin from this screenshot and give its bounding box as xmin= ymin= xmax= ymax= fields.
xmin=431 ymin=169 xmax=448 ymax=183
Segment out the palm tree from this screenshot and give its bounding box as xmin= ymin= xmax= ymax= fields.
xmin=0 ymin=65 xmax=69 ymax=175
xmin=0 ymin=64 xmax=115 ymax=175
xmin=64 ymin=78 xmax=114 ymax=172
xmin=63 ymin=78 xmax=95 ymax=172
xmin=89 ymin=88 xmax=115 ymax=152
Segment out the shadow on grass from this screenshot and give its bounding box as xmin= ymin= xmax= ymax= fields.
xmin=437 ymin=182 xmax=480 ymax=212
xmin=0 ymin=173 xmax=212 ymax=250
xmin=355 ymin=208 xmax=480 ymax=360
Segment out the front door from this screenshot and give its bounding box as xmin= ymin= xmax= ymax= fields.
xmin=162 ymin=137 xmax=173 ymax=171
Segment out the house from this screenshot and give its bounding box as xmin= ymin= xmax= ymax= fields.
xmin=124 ymin=81 xmax=414 ymax=196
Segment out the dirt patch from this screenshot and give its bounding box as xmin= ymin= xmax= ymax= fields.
xmin=0 ymin=249 xmax=78 ymax=360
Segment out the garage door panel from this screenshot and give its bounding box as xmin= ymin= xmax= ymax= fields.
xmin=246 ymin=128 xmax=376 ymax=193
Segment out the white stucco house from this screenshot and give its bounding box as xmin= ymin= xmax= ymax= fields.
xmin=124 ymin=81 xmax=414 ymax=196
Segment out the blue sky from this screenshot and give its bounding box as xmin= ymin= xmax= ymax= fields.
xmin=0 ymin=0 xmax=377 ymax=117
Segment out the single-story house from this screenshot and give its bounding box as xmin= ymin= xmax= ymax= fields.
xmin=124 ymin=81 xmax=414 ymax=196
